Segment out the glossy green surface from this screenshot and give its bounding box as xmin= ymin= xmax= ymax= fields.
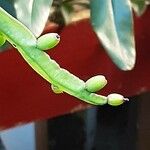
xmin=0 ymin=32 xmax=6 ymax=46
xmin=14 ymin=0 xmax=53 ymax=37
xmin=85 ymin=75 xmax=107 ymax=92
xmin=90 ymin=0 xmax=136 ymax=70
xmin=37 ymin=33 xmax=60 ymax=50
xmin=51 ymin=84 xmax=63 ymax=94
xmin=107 ymin=93 xmax=125 ymax=106
xmin=0 ymin=7 xmax=127 ymax=106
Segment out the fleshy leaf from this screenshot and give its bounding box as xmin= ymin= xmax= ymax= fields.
xmin=0 ymin=7 xmax=128 ymax=106
xmin=14 ymin=0 xmax=53 ymax=37
xmin=90 ymin=0 xmax=136 ymax=70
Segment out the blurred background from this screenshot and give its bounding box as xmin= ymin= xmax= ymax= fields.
xmin=1 ymin=92 xmax=150 ymax=150
xmin=0 ymin=0 xmax=150 ymax=150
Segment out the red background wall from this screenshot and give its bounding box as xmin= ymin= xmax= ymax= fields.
xmin=0 ymin=8 xmax=150 ymax=130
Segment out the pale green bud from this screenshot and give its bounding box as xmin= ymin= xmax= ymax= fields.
xmin=85 ymin=75 xmax=107 ymax=92
xmin=0 ymin=34 xmax=6 ymax=47
xmin=37 ymin=33 xmax=60 ymax=50
xmin=51 ymin=84 xmax=63 ymax=94
xmin=107 ymin=93 xmax=128 ymax=106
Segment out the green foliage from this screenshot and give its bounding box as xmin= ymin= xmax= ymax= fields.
xmin=51 ymin=84 xmax=63 ymax=94
xmin=0 ymin=7 xmax=127 ymax=106
xmin=2 ymin=0 xmax=145 ymax=105
xmin=37 ymin=33 xmax=60 ymax=50
xmin=12 ymin=0 xmax=53 ymax=37
xmin=0 ymin=0 xmax=53 ymax=51
xmin=107 ymin=93 xmax=126 ymax=106
xmin=90 ymin=0 xmax=136 ymax=71
xmin=0 ymin=33 xmax=6 ymax=47
xmin=0 ymin=0 xmax=148 ymax=71
xmin=85 ymin=75 xmax=107 ymax=92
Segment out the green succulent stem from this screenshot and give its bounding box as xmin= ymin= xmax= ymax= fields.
xmin=0 ymin=7 xmax=127 ymax=106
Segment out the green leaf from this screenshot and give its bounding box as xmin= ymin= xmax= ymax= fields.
xmin=0 ymin=1 xmax=16 ymax=52
xmin=90 ymin=0 xmax=136 ymax=70
xmin=14 ymin=0 xmax=53 ymax=37
xmin=131 ymin=0 xmax=148 ymax=16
